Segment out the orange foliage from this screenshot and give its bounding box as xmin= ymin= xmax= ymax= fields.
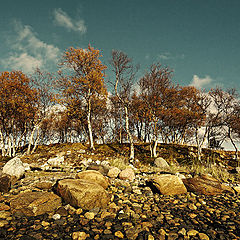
xmin=56 ymin=45 xmax=108 ymax=148
xmin=0 ymin=71 xmax=38 ymax=127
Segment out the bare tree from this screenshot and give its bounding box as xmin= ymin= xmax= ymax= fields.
xmin=210 ymin=88 xmax=240 ymax=161
xmin=27 ymin=68 xmax=54 ymax=154
xmin=109 ymin=50 xmax=139 ymax=161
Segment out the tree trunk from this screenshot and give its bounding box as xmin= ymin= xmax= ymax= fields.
xmin=119 ymin=129 xmax=122 ymax=144
xmin=144 ymin=123 xmax=148 ymax=143
xmin=118 ymin=110 xmax=123 ymax=144
xmin=17 ymin=126 xmax=27 ymax=150
xmin=11 ymin=135 xmax=16 ymax=157
xmin=153 ymin=139 xmax=158 ymax=158
xmin=124 ymin=106 xmax=134 ymax=160
xmin=197 ymin=144 xmax=202 ymax=163
xmin=150 ymin=120 xmax=158 ymax=158
xmin=31 ymin=126 xmax=40 ymax=154
xmin=27 ymin=125 xmax=38 ymax=155
xmin=87 ymin=97 xmax=95 ymax=150
xmin=195 ymin=127 xmax=208 ymax=164
xmin=195 ymin=130 xmax=202 ymax=163
xmin=228 ymin=128 xmax=239 ymax=164
xmin=150 ymin=143 xmax=153 ymax=158
xmin=150 ymin=139 xmax=158 ymax=158
xmin=7 ymin=136 xmax=12 ymax=157
xmin=0 ymin=129 xmax=6 ymax=156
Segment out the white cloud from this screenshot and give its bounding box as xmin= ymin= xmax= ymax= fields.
xmin=190 ymin=75 xmax=213 ymax=89
xmin=158 ymin=52 xmax=171 ymax=60
xmin=2 ymin=21 xmax=61 ymax=73
xmin=53 ymin=8 xmax=87 ymax=34
xmin=5 ymin=53 xmax=43 ymax=73
xmin=158 ymin=52 xmax=185 ymax=61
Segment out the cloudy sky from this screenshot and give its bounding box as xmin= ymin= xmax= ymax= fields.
xmin=1 ymin=0 xmax=240 ymax=90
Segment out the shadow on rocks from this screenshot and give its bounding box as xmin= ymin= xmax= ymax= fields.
xmin=145 ymin=180 xmax=161 ymax=194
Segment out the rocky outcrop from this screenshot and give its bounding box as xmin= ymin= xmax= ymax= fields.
xmin=182 ymin=174 xmax=234 ymax=195
xmin=151 ymin=174 xmax=187 ymax=195
xmin=1 ymin=141 xmax=240 ymax=240
xmin=57 ymin=179 xmax=111 ymax=210
xmin=2 ymin=157 xmax=25 ymax=179
xmin=10 ymin=191 xmax=62 ymax=216
xmin=119 ymin=168 xmax=135 ymax=181
xmin=76 ymin=170 xmax=109 ymax=189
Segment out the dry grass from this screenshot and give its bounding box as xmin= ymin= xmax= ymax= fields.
xmin=107 ymin=156 xmax=130 ymax=170
xmin=168 ymin=164 xmax=189 ymax=174
xmin=4 ymin=142 xmax=239 ymax=184
xmin=186 ymin=163 xmax=235 ymax=183
xmin=167 ymin=159 xmax=237 ymax=183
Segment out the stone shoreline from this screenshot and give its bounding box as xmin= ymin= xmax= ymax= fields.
xmin=0 ymin=171 xmax=240 ymax=239
xmin=0 ymin=150 xmax=240 ymax=240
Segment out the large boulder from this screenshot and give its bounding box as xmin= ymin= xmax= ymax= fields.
xmin=2 ymin=157 xmax=25 ymax=179
xmin=119 ymin=168 xmax=135 ymax=182
xmin=151 ymin=174 xmax=187 ymax=195
xmin=154 ymin=157 xmax=170 ymax=169
xmin=183 ymin=174 xmax=233 ymax=195
xmin=57 ymin=179 xmax=110 ymax=210
xmin=76 ymin=170 xmax=109 ymax=189
xmin=10 ymin=191 xmax=62 ymax=216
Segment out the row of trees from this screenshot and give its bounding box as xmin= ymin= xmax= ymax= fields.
xmin=0 ymin=45 xmax=240 ymax=163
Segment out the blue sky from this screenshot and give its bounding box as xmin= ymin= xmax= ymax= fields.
xmin=1 ymin=0 xmax=240 ymax=90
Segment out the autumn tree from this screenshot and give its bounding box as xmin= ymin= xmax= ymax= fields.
xmin=109 ymin=50 xmax=139 ymax=160
xmin=0 ymin=71 xmax=38 ymax=156
xmin=56 ymin=45 xmax=107 ymax=150
xmin=90 ymin=95 xmax=111 ymax=144
xmin=130 ymin=92 xmax=152 ymax=142
xmin=139 ymin=63 xmax=173 ymax=157
xmin=108 ymin=96 xmax=119 ymax=143
xmin=156 ymin=86 xmax=200 ymax=144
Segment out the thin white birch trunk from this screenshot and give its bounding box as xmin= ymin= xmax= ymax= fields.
xmin=7 ymin=136 xmax=12 ymax=157
xmin=124 ymin=106 xmax=134 ymax=160
xmin=11 ymin=135 xmax=16 ymax=157
xmin=150 ymin=120 xmax=158 ymax=158
xmin=31 ymin=126 xmax=40 ymax=154
xmin=152 ymin=139 xmax=158 ymax=158
xmin=87 ymin=95 xmax=95 ymax=150
xmin=0 ymin=129 xmax=6 ymax=156
xmin=27 ymin=125 xmax=37 ymax=154
xmin=195 ymin=127 xmax=208 ymax=163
